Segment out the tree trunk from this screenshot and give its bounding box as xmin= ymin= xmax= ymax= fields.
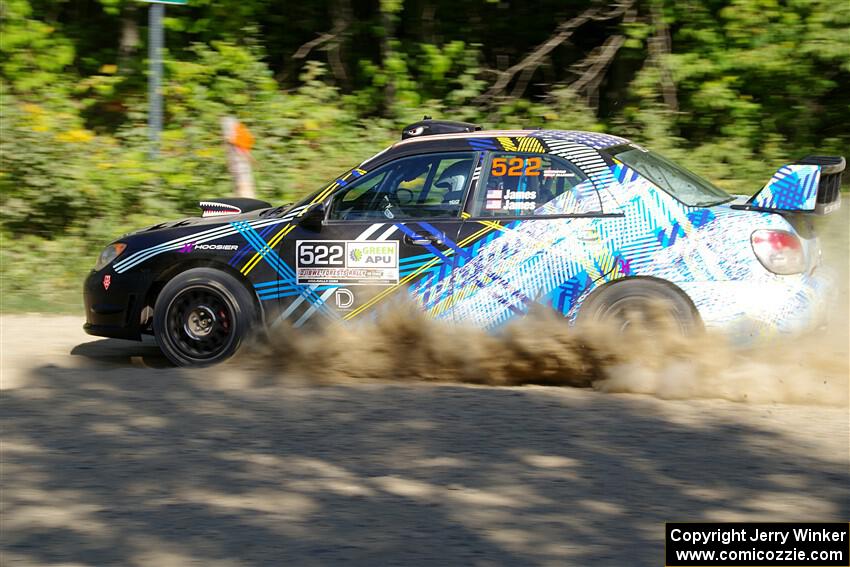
xmin=119 ymin=3 xmax=140 ymax=73
xmin=380 ymin=8 xmax=397 ymax=116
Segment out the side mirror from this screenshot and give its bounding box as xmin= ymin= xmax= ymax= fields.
xmin=299 ymin=204 xmax=325 ymax=232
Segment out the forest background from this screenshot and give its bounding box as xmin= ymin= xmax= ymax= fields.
xmin=1 ymin=0 xmax=848 ymax=310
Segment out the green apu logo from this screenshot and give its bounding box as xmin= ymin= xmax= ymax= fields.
xmin=349 ymin=243 xmax=395 ymax=266
xmin=360 ymin=245 xmax=395 ymax=255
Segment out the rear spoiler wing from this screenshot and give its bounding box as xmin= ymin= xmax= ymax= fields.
xmin=732 ymin=155 xmax=844 ymax=215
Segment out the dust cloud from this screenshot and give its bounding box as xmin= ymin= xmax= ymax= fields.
xmin=251 ymin=210 xmax=848 ymax=407
xmin=251 ymin=302 xmax=847 ymax=407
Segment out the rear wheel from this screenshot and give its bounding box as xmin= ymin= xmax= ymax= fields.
xmin=577 ymin=279 xmax=700 ymax=335
xmin=153 ymin=268 xmax=257 ymax=366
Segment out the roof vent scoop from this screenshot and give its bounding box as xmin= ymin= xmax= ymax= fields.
xmin=402 ymin=116 xmax=481 ymax=139
xmin=199 ymin=197 xmax=271 ymax=218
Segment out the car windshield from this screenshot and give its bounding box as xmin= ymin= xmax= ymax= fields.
xmin=262 ymin=177 xmax=353 ymax=216
xmin=608 ymin=145 xmax=732 ymax=207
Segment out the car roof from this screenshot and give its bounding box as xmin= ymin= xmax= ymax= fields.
xmin=391 ymin=129 xmax=631 ymax=151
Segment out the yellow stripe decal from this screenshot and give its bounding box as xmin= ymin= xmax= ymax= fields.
xmin=476 ymin=219 xmax=509 ymax=233
xmin=497 ymin=137 xmax=517 ymax=151
xmin=240 ymin=224 xmax=296 ymax=275
xmin=516 ymin=137 xmax=545 ymax=153
xmin=311 ymin=182 xmax=338 ymax=205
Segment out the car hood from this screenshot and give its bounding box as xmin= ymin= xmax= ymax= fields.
xmin=123 ymin=204 xmax=292 ymax=238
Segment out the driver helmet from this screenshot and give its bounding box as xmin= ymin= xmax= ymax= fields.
xmin=435 ymin=160 xmax=473 ymax=194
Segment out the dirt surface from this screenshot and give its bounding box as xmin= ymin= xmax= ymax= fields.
xmin=1 ymin=315 xmax=848 ymax=566
xmin=2 ymin=209 xmax=848 ymax=566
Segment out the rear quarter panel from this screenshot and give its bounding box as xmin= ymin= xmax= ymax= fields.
xmin=590 ymin=162 xmax=823 ymax=333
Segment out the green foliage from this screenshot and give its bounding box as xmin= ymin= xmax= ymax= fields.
xmin=0 ymin=0 xmax=75 ymax=95
xmin=358 ymin=41 xmax=485 ymax=114
xmin=667 ymin=0 xmax=850 ymax=151
xmin=1 ymin=0 xmax=848 ymax=310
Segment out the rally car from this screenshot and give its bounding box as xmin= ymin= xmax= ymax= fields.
xmin=84 ymin=119 xmax=844 ymax=366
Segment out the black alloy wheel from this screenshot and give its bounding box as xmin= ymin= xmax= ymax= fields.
xmin=153 ymin=268 xmax=256 ymax=366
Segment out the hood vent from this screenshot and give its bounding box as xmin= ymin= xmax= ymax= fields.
xmin=199 ymin=198 xmax=271 ymax=217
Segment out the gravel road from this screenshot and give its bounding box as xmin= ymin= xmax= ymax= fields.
xmin=2 ymin=209 xmax=848 ymax=566
xmin=2 ymin=315 xmax=848 ymax=566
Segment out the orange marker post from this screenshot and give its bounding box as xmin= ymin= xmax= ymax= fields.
xmin=221 ymin=116 xmax=255 ymax=198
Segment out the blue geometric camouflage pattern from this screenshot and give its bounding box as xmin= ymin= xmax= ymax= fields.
xmin=398 ymin=153 xmax=827 ymax=336
xmin=749 ymin=164 xmax=821 ymax=211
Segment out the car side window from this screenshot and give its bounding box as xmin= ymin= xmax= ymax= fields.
xmin=327 ymin=152 xmax=477 ymax=221
xmin=471 ymin=152 xmax=599 ymax=217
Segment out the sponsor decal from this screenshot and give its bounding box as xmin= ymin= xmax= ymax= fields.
xmin=196 ymin=244 xmax=239 ymax=251
xmin=102 ymin=274 xmax=112 ymax=290
xmin=819 ymin=201 xmax=840 ymax=215
xmin=346 ymin=242 xmax=397 ymax=268
xmin=334 ymin=288 xmax=355 ymax=309
xmin=296 ymin=240 xmax=399 ymax=285
xmin=179 ymin=242 xmax=239 ymax=253
xmin=542 ymin=169 xmax=576 ymax=178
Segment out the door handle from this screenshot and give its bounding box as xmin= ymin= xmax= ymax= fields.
xmin=404 ymin=233 xmax=443 ymax=246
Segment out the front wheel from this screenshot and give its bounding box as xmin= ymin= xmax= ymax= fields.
xmin=153 ymin=268 xmax=257 ymax=366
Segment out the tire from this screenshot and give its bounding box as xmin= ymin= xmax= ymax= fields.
xmin=153 ymin=267 xmax=257 ymax=366
xmin=577 ymin=278 xmax=700 ymax=335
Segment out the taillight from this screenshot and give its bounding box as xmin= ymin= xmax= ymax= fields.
xmin=751 ymin=229 xmax=805 ymax=275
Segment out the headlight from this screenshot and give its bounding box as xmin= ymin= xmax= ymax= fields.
xmin=94 ymin=243 xmax=127 ymax=271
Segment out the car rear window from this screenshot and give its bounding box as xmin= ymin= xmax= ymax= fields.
xmin=607 ymin=145 xmax=732 ymax=207
xmin=470 ymin=152 xmax=600 ymax=217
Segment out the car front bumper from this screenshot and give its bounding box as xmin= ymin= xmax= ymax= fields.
xmin=83 ymin=268 xmax=154 ymax=341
